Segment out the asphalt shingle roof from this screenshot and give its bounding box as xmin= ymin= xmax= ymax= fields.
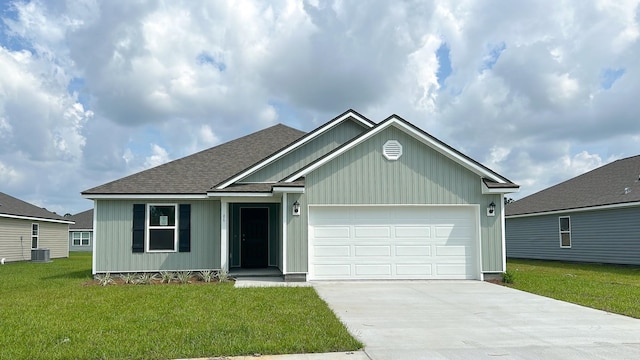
xmin=506 ymin=155 xmax=640 ymax=216
xmin=82 ymin=124 xmax=306 ymax=195
xmin=69 ymin=209 xmax=93 ymax=229
xmin=0 ymin=192 xmax=69 ymax=222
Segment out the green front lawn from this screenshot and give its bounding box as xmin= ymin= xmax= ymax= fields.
xmin=0 ymin=253 xmax=361 ymax=359
xmin=506 ymin=259 xmax=640 ymax=318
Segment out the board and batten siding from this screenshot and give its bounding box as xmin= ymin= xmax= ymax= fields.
xmin=302 ymin=125 xmax=504 ymax=272
xmin=0 ymin=217 xmax=69 ymax=262
xmin=506 ymin=206 xmax=640 ymax=265
xmin=94 ymin=199 xmax=220 ymax=273
xmin=286 ymin=193 xmax=307 ymax=273
xmin=243 ymin=119 xmax=368 ymax=183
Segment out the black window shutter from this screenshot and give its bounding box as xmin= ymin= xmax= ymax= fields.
xmin=132 ymin=204 xmax=145 ymax=253
xmin=179 ymin=204 xmax=191 ymax=252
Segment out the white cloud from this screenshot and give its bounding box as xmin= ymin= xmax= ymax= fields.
xmin=144 ymin=143 xmax=170 ymax=169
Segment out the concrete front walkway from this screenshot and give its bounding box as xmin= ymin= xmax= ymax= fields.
xmin=313 ymin=280 xmax=640 ymax=360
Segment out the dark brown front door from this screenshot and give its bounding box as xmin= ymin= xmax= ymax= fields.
xmin=240 ymin=207 xmax=269 ymax=268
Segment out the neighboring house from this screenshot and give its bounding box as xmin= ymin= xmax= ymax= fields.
xmin=82 ymin=110 xmax=519 ymax=281
xmin=0 ymin=192 xmax=73 ymax=262
xmin=505 ymin=155 xmax=640 ymax=265
xmin=68 ymin=209 xmax=93 ymax=252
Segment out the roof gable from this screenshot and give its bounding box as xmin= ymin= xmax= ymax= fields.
xmin=0 ymin=192 xmax=71 ymax=223
xmin=69 ymin=209 xmax=94 ymax=229
xmin=82 ymin=124 xmax=306 ymax=196
xmin=214 ymin=109 xmax=374 ymax=189
xmin=284 ymin=114 xmax=519 ymax=190
xmin=506 ymin=155 xmax=640 ymax=216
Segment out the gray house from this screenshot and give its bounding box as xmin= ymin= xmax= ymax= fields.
xmin=506 ymin=155 xmax=640 ymax=265
xmin=0 ymin=192 xmax=73 ymax=262
xmin=68 ymin=209 xmax=93 ymax=252
xmin=82 ymin=110 xmax=519 ymax=281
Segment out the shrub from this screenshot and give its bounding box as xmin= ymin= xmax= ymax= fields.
xmin=120 ymin=273 xmax=137 ymax=284
xmin=217 ymin=269 xmax=229 ymax=282
xmin=502 ymin=270 xmax=516 ymax=284
xmin=176 ymin=271 xmax=192 ymax=284
xmin=199 ymin=270 xmax=215 ymax=283
xmin=160 ymin=271 xmax=175 ymax=284
xmin=96 ymin=273 xmax=113 ymax=286
xmin=136 ymin=273 xmax=157 ymax=285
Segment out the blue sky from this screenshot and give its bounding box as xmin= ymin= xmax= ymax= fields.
xmin=0 ymin=0 xmax=639 ymax=214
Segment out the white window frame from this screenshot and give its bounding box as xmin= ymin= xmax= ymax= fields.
xmin=72 ymin=231 xmax=92 ymax=246
xmin=31 ymin=223 xmax=39 ymax=249
xmin=146 ymin=203 xmax=178 ymax=253
xmin=559 ymin=216 xmax=571 ymax=248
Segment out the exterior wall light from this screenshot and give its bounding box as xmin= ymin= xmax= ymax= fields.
xmin=292 ymin=201 xmax=301 ymax=216
xmin=487 ymin=201 xmax=496 ymax=217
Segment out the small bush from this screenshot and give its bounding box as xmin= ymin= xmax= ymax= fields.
xmin=96 ymin=273 xmax=113 ymax=286
xmin=199 ymin=270 xmax=215 ymax=283
xmin=160 ymin=271 xmax=175 ymax=284
xmin=502 ymin=270 xmax=516 ymax=284
xmin=136 ymin=273 xmax=157 ymax=285
xmin=176 ymin=271 xmax=192 ymax=284
xmin=217 ymin=269 xmax=229 ymax=282
xmin=120 ymin=273 xmax=137 ymax=284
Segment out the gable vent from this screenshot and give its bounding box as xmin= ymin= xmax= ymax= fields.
xmin=383 ymin=140 xmax=403 ymax=160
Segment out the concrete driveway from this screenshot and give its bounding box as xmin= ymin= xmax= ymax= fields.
xmin=313 ymin=281 xmax=640 ymax=360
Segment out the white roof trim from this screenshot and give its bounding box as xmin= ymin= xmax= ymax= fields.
xmin=82 ymin=194 xmax=209 ymax=200
xmin=69 ymin=228 xmax=92 ymax=232
xmin=272 ymin=186 xmax=305 ymax=193
xmin=206 ymin=192 xmax=274 ymax=197
xmin=284 ymin=117 xmax=510 ymax=183
xmin=0 ymin=213 xmax=74 ymax=224
xmin=481 ymin=181 xmax=520 ymax=194
xmin=215 ymin=110 xmax=374 ymax=189
xmin=506 ymin=201 xmax=640 ymax=218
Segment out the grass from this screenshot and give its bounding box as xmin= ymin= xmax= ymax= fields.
xmin=506 ymin=258 xmax=640 ymax=318
xmin=0 ymin=253 xmax=361 ymax=360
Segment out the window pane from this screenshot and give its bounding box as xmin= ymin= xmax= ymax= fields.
xmin=149 ymin=206 xmax=176 ymax=226
xmin=561 ymin=233 xmax=571 ymax=247
xmin=32 ymin=237 xmax=38 ymax=249
xmin=149 ymin=229 xmax=175 ymax=251
xmin=72 ymin=232 xmax=80 ymax=239
xmin=32 ymin=224 xmax=38 ymax=236
xmin=559 ymin=218 xmax=570 ymax=232
xmin=73 ymin=239 xmax=81 ymax=246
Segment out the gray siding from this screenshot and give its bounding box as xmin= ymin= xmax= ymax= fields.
xmin=69 ymin=231 xmax=93 ymax=252
xmin=304 ymin=125 xmax=504 ymax=272
xmin=94 ymin=199 xmax=220 ymax=273
xmin=506 ymin=206 xmax=640 ymax=265
xmin=243 ymin=119 xmax=367 ymax=182
xmin=0 ymin=217 xmax=69 ymax=262
xmin=286 ymin=193 xmax=307 ymax=273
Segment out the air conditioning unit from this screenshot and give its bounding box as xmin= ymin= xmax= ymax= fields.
xmin=31 ymin=248 xmax=51 ymax=263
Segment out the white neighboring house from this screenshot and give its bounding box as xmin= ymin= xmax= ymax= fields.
xmin=0 ymin=192 xmax=73 ymax=262
xmin=68 ymin=209 xmax=93 ymax=252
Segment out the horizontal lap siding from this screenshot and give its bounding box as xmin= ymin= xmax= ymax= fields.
xmin=95 ymin=199 xmax=220 ymax=273
xmin=0 ymin=218 xmax=68 ymax=262
xmin=0 ymin=218 xmax=32 ymax=262
xmin=506 ymin=206 xmax=640 ymax=265
xmin=301 ymin=126 xmax=503 ymax=272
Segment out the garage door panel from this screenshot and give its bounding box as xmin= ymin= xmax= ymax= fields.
xmin=355 ymin=245 xmax=391 ymax=256
xmin=310 ymin=206 xmax=478 ymax=280
xmin=435 ymin=245 xmax=468 ymax=256
xmin=314 ymin=245 xmax=350 ymax=257
xmin=395 ymin=245 xmax=431 ymax=256
xmin=355 ymin=264 xmax=392 ymax=276
xmin=314 ymin=226 xmax=350 ymax=238
xmin=396 ymin=264 xmax=432 ymax=275
xmin=354 ymin=226 xmax=391 ymax=238
xmin=395 ymin=226 xmax=431 ymax=238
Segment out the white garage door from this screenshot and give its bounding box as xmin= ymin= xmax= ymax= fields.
xmin=309 ymin=206 xmax=479 ymax=280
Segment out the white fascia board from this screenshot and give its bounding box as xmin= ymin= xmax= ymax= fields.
xmin=0 ymin=213 xmax=74 ymax=224
xmin=215 ymin=111 xmax=374 ymax=190
xmin=69 ymin=228 xmax=92 ymax=232
xmin=272 ymin=186 xmax=305 ymax=193
xmin=83 ymin=194 xmax=209 ymax=200
xmin=285 ymin=118 xmax=509 ymax=183
xmin=206 ymin=192 xmax=274 ymax=197
xmin=506 ymin=201 xmax=640 ymax=219
xmin=481 ymin=181 xmax=520 ymax=194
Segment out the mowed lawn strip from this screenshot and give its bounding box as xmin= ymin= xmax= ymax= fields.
xmin=0 ymin=253 xmax=361 ymax=360
xmin=506 ymin=259 xmax=640 ymax=319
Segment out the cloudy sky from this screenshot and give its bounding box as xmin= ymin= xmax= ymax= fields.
xmin=0 ymin=0 xmax=639 ymax=215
